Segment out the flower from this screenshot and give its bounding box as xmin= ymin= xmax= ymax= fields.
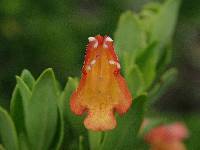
xmin=70 ymin=35 xmax=132 ymax=131
xmin=144 ymin=122 xmax=189 ymax=150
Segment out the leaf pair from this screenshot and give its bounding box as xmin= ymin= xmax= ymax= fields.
xmin=9 ymin=69 xmax=63 ymax=150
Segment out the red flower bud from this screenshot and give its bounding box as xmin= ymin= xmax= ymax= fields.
xmin=144 ymin=122 xmax=188 ymax=150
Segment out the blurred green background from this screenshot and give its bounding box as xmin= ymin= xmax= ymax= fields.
xmin=0 ymin=0 xmax=199 ymax=113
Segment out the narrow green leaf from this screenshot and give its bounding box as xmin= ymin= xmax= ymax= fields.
xmin=59 ymin=77 xmax=78 ymax=116
xmin=100 ymin=95 xmax=146 ymax=150
xmin=136 ymin=43 xmax=158 ymax=88
xmin=49 ymin=107 xmax=64 ymax=150
xmin=149 ymin=0 xmax=181 ymax=47
xmin=156 ymin=46 xmax=172 ymax=74
xmin=10 ymin=70 xmax=34 ymax=150
xmin=125 ymin=64 xmax=145 ymax=97
xmin=0 ymin=106 xmax=19 ymax=150
xmin=17 ymin=134 xmax=29 ymax=150
xmin=16 ymin=77 xmax=31 ymax=102
xmin=89 ymin=131 xmax=103 ymax=150
xmin=10 ymin=86 xmax=25 ymax=135
xmin=60 ymin=77 xmax=88 ymax=149
xmin=184 ymin=115 xmax=200 ymax=150
xmin=10 ymin=78 xmax=31 ymax=149
xmin=79 ymin=136 xmax=84 ymax=150
xmin=20 ymin=69 xmax=35 ymax=90
xmin=60 ymin=77 xmax=85 ymax=134
xmin=25 ymin=68 xmax=58 ymax=150
xmin=147 ymin=68 xmax=178 ymax=107
xmin=11 ymin=76 xmax=31 ymax=141
xmin=10 ymin=70 xmax=34 ymax=135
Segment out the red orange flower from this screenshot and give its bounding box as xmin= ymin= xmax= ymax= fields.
xmin=144 ymin=122 xmax=188 ymax=150
xmin=70 ymin=35 xmax=132 ymax=131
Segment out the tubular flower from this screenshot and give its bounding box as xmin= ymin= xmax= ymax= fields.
xmin=70 ymin=35 xmax=132 ymax=131
xmin=144 ymin=122 xmax=189 ymax=150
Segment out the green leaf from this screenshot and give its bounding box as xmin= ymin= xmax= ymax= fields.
xmin=49 ymin=107 xmax=64 ymax=150
xmin=125 ymin=64 xmax=145 ymax=97
xmin=25 ymin=68 xmax=59 ymax=150
xmin=59 ymin=77 xmax=78 ymax=116
xmin=10 ymin=70 xmax=35 ymax=133
xmin=136 ymin=43 xmax=158 ymax=88
xmin=16 ymin=77 xmax=32 ymax=103
xmin=10 ymin=70 xmax=35 ymax=150
xmin=115 ymin=11 xmax=144 ymax=55
xmin=60 ymin=77 xmax=88 ymax=149
xmin=17 ymin=134 xmax=29 ymax=150
xmin=100 ymin=94 xmax=146 ymax=150
xmin=140 ymin=2 xmax=161 ymax=33
xmin=10 ymin=69 xmax=35 ymax=128
xmin=114 ymin=11 xmax=145 ymax=73
xmin=149 ymin=0 xmax=181 ymax=47
xmin=10 ymin=86 xmax=26 ymax=135
xmin=0 ymin=106 xmax=19 ymax=150
xmin=88 ymin=131 xmax=103 ymax=150
xmin=20 ymin=69 xmax=35 ymax=90
xmin=184 ymin=115 xmax=200 ymax=150
xmin=79 ymin=136 xmax=84 ymax=150
xmin=147 ymin=68 xmax=178 ymax=108
xmin=156 ymin=46 xmax=172 ymax=74
xmin=60 ymin=77 xmax=85 ymax=134
xmin=12 ymin=76 xmax=31 ymax=138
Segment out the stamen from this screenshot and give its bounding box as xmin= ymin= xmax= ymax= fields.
xmin=88 ymin=37 xmax=96 ymax=42
xmin=116 ymin=62 xmax=121 ymax=69
xmin=105 ymin=36 xmax=113 ymax=42
xmin=109 ymin=60 xmax=121 ymax=69
xmin=90 ymin=59 xmax=96 ymax=65
xmin=103 ymin=36 xmax=113 ymax=48
xmin=94 ymin=41 xmax=98 ymax=48
xmin=87 ymin=65 xmax=91 ymax=71
xmin=103 ymin=43 xmax=108 ymax=48
xmin=109 ymin=60 xmax=115 ymax=65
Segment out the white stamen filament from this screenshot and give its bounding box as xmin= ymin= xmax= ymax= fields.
xmin=109 ymin=60 xmax=121 ymax=69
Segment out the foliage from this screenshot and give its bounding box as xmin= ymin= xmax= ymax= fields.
xmin=0 ymin=0 xmax=199 ymax=150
